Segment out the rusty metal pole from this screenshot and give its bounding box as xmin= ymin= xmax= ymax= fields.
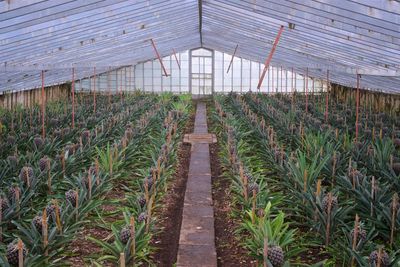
xmin=41 ymin=70 xmax=45 ymax=138
xmin=172 ymin=49 xmax=181 ymax=70
xmin=120 ymin=68 xmax=123 ymax=102
xmin=355 ymin=74 xmax=360 ymax=141
xmin=280 ymin=66 xmax=283 ymax=93
xmin=325 ymin=70 xmax=330 ymax=123
xmin=107 ymin=69 xmax=111 ymax=107
xmin=291 ymin=67 xmax=294 ymax=93
xmin=129 ymin=66 xmax=132 ymax=91
xmin=226 ymin=44 xmax=238 ymax=74
xmin=150 ymin=39 xmax=169 ymax=76
xmin=267 ymin=66 xmax=270 ymax=94
xmin=257 ymin=25 xmax=284 ymax=90
xmin=312 ymin=77 xmax=315 ymax=104
xmin=272 ymin=67 xmax=274 ymax=93
xmin=93 ymin=67 xmax=96 ymax=114
xmin=72 ymin=68 xmax=75 ymax=129
xmin=285 ymin=68 xmax=288 ymax=93
xmin=305 ymin=68 xmax=308 ymax=113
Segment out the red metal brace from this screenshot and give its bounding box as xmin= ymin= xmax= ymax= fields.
xmin=325 ymin=70 xmax=329 ymax=123
xmin=355 ymin=74 xmax=361 ymax=141
xmin=41 ymin=70 xmax=45 ymax=138
xmin=305 ymin=67 xmax=308 ymax=113
xmin=150 ymin=39 xmax=169 ymax=76
xmin=93 ymin=67 xmax=96 ymax=114
xmin=226 ymin=44 xmax=238 ymax=74
xmin=257 ymin=25 xmax=284 ymax=90
xmin=72 ymin=67 xmax=75 ymax=129
xmin=172 ymin=48 xmax=181 ymax=70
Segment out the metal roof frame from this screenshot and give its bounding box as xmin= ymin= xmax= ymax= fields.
xmin=0 ymin=0 xmax=399 ymax=94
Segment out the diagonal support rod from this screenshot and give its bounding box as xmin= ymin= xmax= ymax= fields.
xmin=172 ymin=48 xmax=181 ymax=70
xmin=150 ymin=39 xmax=169 ymax=77
xmin=257 ymin=25 xmax=284 ymax=90
xmin=226 ymin=44 xmax=238 ymax=74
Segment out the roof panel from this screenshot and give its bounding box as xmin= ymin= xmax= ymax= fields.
xmin=0 ymin=0 xmax=399 ymax=94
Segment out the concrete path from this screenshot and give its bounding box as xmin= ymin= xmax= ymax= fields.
xmin=177 ymin=102 xmax=217 ymax=267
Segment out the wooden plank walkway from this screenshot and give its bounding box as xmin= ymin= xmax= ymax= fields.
xmin=177 ymin=102 xmax=217 ymax=267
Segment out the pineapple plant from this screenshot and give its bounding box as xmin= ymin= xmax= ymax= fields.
xmin=138 ymin=212 xmax=147 ymax=223
xmin=62 ymin=127 xmax=70 ymax=136
xmin=350 ymin=225 xmax=367 ymax=244
xmin=19 ymin=166 xmax=34 ymax=185
xmin=65 ymin=190 xmax=78 ymax=206
xmin=119 ymin=226 xmax=132 ymax=244
xmin=33 ymin=135 xmax=44 ymax=149
xmin=7 ymin=185 xmax=19 ymax=202
xmin=137 ymin=195 xmax=146 ymax=208
xmin=369 ymin=250 xmax=390 ymax=267
xmin=81 ymin=129 xmax=91 ymax=145
xmin=7 ymin=155 xmax=18 ymax=169
xmin=54 ymin=128 xmax=62 ymax=139
xmin=32 ymin=215 xmax=43 ymax=233
xmin=144 ymin=176 xmax=153 ymax=190
xmin=20 ymin=132 xmax=28 ymax=139
xmin=39 ymin=156 xmax=50 ymax=172
xmin=6 ymin=239 xmax=27 ymax=266
xmin=7 ymin=135 xmax=16 ymax=146
xmin=267 ymin=245 xmax=285 ymax=267
xmin=322 ymin=194 xmax=338 ymax=214
xmin=247 ymin=182 xmax=259 ymax=195
xmin=1 ymin=195 xmax=9 ymax=216
xmin=45 ymin=203 xmax=62 ymax=224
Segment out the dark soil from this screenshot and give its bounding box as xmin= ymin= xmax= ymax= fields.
xmin=67 ymin=226 xmax=113 ymax=266
xmin=150 ymin=109 xmax=195 ymax=266
xmin=64 ymin=186 xmax=125 ymax=266
xmin=207 ymin=103 xmax=255 ymax=267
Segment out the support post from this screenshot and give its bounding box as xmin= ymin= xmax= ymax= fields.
xmin=150 ymin=39 xmax=169 ymax=76
xmin=226 ymin=44 xmax=238 ymax=74
xmin=291 ymin=67 xmax=294 ymax=92
xmin=257 ymin=25 xmax=284 ymax=90
xmin=305 ymin=68 xmax=308 ymax=113
xmin=41 ymin=70 xmax=45 ymax=138
xmin=355 ymin=74 xmax=361 ymax=141
xmin=93 ymin=67 xmax=96 ymax=114
xmin=72 ymin=68 xmax=75 ymax=129
xmin=325 ymin=70 xmax=330 ymax=123
xmin=107 ymin=69 xmax=111 ymax=106
xmin=172 ymin=49 xmax=181 ymax=70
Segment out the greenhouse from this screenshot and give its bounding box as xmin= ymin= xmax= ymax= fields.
xmin=0 ymin=0 xmax=399 ymax=266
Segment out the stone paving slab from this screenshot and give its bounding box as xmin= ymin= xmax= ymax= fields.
xmin=177 ymin=244 xmax=217 ymax=267
xmin=177 ymin=101 xmax=217 ymax=267
xmin=182 ymin=203 xmax=214 ymax=218
xmin=183 ymin=190 xmax=212 ymax=205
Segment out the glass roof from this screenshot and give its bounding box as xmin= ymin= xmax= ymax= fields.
xmin=0 ymin=0 xmax=399 ymax=93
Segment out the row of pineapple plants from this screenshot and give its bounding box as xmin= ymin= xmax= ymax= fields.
xmin=0 ymin=94 xmax=153 ymax=232
xmin=214 ymin=93 xmax=400 ymax=266
xmin=0 ymin=94 xmax=122 ymax=160
xmin=211 ymin=99 xmax=309 ymax=266
xmin=86 ymin=94 xmax=192 ymax=265
xmin=241 ymin=93 xmax=400 ymax=266
xmin=0 ymin=93 xmax=167 ymax=265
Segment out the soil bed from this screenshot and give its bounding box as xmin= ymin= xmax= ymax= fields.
xmin=207 ymin=102 xmax=254 ymax=267
xmin=149 ymin=109 xmax=195 ymax=266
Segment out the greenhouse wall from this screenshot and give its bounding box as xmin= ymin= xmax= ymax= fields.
xmin=0 ymin=83 xmax=71 ymax=109
xmin=330 ymin=83 xmax=400 ymax=115
xmin=76 ymin=48 xmax=324 ymax=94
